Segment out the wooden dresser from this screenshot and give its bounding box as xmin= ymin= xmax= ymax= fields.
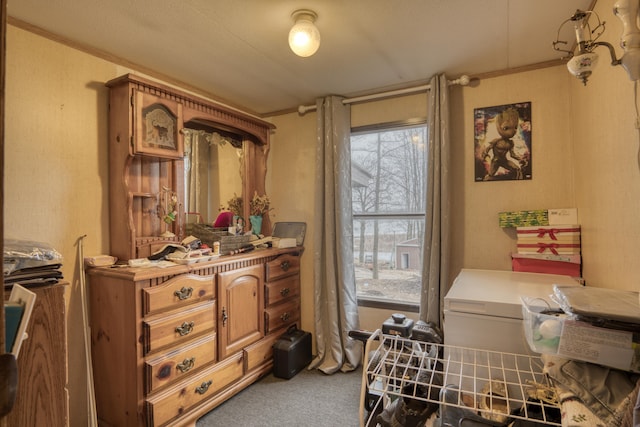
xmin=87 ymin=247 xmax=302 ymax=427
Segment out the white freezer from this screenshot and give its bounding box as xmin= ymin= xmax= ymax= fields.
xmin=443 ymin=268 xmax=581 ymax=355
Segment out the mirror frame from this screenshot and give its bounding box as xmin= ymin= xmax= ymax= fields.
xmin=182 ymin=100 xmax=274 ymax=235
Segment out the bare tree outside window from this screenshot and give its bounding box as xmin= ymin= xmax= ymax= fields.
xmin=351 ymin=123 xmax=427 ymax=304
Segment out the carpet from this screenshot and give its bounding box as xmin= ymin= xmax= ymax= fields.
xmin=196 ymin=366 xmax=363 ymax=427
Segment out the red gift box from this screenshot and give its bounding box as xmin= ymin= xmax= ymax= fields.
xmin=511 ymin=253 xmax=581 ymax=277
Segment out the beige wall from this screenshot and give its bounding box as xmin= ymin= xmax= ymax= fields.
xmin=569 ymin=0 xmax=640 ymax=289
xmin=450 ymin=66 xmax=577 ymax=280
xmin=6 ymin=25 xmax=117 ymax=427
xmin=5 ymin=0 xmax=640 ymax=421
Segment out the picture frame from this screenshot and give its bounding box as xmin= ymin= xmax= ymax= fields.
xmin=474 ymin=101 xmax=532 ymax=181
xmin=134 ymin=91 xmax=184 ymax=159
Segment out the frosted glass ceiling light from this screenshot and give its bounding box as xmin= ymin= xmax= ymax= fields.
xmin=288 ymin=9 xmax=320 ymax=57
xmin=553 ymin=3 xmax=640 ymax=85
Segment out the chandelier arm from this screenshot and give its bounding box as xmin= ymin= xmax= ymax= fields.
xmin=552 ymin=40 xmax=575 ymax=57
xmin=592 ymin=41 xmax=622 ymax=66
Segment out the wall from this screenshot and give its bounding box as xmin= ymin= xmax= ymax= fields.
xmin=570 ymin=0 xmax=640 ymax=289
xmin=5 ymin=0 xmax=640 ymax=421
xmin=264 ymin=111 xmax=317 ymax=335
xmin=5 ymin=25 xmax=117 ymax=426
xmin=451 ymin=66 xmax=577 ymax=281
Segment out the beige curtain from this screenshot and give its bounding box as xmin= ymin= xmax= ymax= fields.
xmin=310 ymin=95 xmax=361 ymax=374
xmin=183 ymin=129 xmax=204 ymax=215
xmin=420 ymin=74 xmax=451 ymax=329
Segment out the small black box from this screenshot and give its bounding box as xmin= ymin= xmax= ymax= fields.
xmin=273 ymin=326 xmax=312 ymax=379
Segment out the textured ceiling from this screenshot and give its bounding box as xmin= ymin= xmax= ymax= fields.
xmin=8 ymin=0 xmax=594 ymax=116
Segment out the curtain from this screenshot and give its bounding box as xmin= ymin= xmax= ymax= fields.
xmin=419 ymin=74 xmax=452 ymax=329
xmin=183 ymin=129 xmax=204 ymax=216
xmin=310 ymin=95 xmax=361 ymax=374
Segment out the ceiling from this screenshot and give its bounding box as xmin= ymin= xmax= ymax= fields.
xmin=8 ymin=0 xmax=594 ymax=116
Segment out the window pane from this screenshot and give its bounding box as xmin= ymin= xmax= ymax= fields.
xmin=353 ymin=218 xmax=422 ymax=304
xmin=351 ymin=124 xmax=427 ymax=305
xmin=352 ymin=126 xmax=426 ymax=215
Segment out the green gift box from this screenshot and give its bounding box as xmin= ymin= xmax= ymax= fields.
xmin=498 ymin=210 xmax=549 ymax=228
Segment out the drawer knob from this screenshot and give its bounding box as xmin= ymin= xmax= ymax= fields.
xmin=280 ymin=312 xmax=291 ymax=322
xmin=174 ymin=286 xmax=194 ymax=300
xmin=280 ymin=288 xmax=290 ymax=297
xmin=176 ymin=357 xmax=195 ymax=373
xmin=175 ymin=321 xmax=195 ymax=336
xmin=195 ymin=380 xmax=212 ymax=394
xmin=280 ymin=260 xmax=290 ymax=271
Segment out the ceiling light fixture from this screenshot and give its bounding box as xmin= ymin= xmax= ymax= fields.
xmin=288 ymin=9 xmax=321 ymax=57
xmin=553 ymin=3 xmax=640 ymax=85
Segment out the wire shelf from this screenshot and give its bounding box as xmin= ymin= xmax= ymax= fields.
xmin=360 ymin=330 xmax=562 ymax=426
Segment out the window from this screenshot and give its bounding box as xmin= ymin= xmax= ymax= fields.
xmin=351 ymin=121 xmax=427 ymax=306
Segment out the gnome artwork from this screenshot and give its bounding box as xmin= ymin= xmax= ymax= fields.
xmin=474 ymin=102 xmax=532 ymax=181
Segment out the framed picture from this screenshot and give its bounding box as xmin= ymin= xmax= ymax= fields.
xmin=134 ymin=91 xmax=184 ymax=159
xmin=474 ymin=101 xmax=531 ymax=181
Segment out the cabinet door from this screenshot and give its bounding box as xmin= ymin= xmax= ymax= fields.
xmin=134 ymin=90 xmax=184 ymax=158
xmin=217 ymin=264 xmax=264 ymax=360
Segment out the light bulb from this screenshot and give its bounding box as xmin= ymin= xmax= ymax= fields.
xmin=288 ymin=10 xmax=320 ymax=57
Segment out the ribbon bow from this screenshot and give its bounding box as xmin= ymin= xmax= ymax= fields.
xmin=536 ymin=228 xmax=559 ymax=240
xmin=537 ymin=243 xmax=559 ymax=255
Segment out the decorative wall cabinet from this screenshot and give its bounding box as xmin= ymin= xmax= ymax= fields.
xmin=106 ymin=74 xmax=275 ymax=261
xmin=88 ymin=248 xmax=302 ymax=427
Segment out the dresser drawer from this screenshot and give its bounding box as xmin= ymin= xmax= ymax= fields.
xmin=144 ymin=333 xmax=217 ymax=394
xmin=265 ymin=254 xmax=300 ymax=281
xmin=244 ymin=333 xmax=279 ymax=372
xmin=142 ymin=274 xmax=215 ymax=316
xmin=143 ymin=300 xmax=216 ymax=355
xmin=265 ymin=274 xmax=300 ymax=307
xmin=146 ymin=352 xmax=244 ymax=426
xmin=264 ymin=299 xmax=300 ymax=334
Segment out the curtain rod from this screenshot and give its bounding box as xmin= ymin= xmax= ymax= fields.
xmin=297 ymin=75 xmax=470 ymax=115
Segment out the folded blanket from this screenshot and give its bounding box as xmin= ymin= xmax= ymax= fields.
xmin=542 ymin=355 xmax=640 ymax=427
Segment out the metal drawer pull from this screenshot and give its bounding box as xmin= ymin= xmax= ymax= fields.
xmin=280 ymin=287 xmax=290 ymax=297
xmin=195 ymin=380 xmax=212 ymax=394
xmin=280 ymin=312 xmax=291 ymax=322
xmin=280 ymin=260 xmax=290 ymax=271
xmin=221 ymin=307 xmax=228 ymax=326
xmin=176 ymin=357 xmax=195 ymax=373
xmin=175 ymin=321 xmax=195 ymax=336
xmin=174 ymin=286 xmax=194 ymax=300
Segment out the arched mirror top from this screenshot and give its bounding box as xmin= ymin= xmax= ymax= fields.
xmin=107 ymin=74 xmax=275 ymax=146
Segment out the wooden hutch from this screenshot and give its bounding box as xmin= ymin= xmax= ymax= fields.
xmin=88 ymin=74 xmax=303 ymax=426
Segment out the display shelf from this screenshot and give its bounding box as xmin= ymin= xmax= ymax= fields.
xmin=360 ymin=330 xmax=562 ymax=427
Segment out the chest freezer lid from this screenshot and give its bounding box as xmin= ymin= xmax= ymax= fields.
xmin=444 ymin=268 xmax=580 ymax=319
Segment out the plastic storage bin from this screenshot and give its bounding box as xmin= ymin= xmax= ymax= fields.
xmin=521 ymin=297 xmax=640 ymax=372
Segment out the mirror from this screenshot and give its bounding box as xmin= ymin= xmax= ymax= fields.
xmin=182 ymin=123 xmax=244 ymax=230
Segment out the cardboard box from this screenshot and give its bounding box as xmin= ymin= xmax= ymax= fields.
xmin=521 ymin=297 xmax=640 ymax=372
xmin=511 ymin=253 xmax=581 ymax=277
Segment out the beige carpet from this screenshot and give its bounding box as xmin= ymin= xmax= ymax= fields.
xmin=196 ymin=366 xmax=363 ymax=427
